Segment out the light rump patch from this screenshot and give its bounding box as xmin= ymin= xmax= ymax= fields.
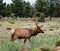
xmin=9 ymin=29 xmax=15 ymax=34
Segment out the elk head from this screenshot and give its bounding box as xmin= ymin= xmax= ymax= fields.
xmin=36 ymin=25 xmax=44 ymax=33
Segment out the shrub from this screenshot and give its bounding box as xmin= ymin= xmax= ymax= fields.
xmin=38 ymin=12 xmax=45 ymax=22
xmin=6 ymin=27 xmax=11 ymax=30
xmin=8 ymin=20 xmax=15 ymax=24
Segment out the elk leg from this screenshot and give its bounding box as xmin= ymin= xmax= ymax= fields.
xmin=10 ymin=34 xmax=14 ymax=41
xmin=24 ymin=39 xmax=27 ymax=43
xmin=28 ymin=38 xmax=31 ymax=43
xmin=10 ymin=34 xmax=17 ymax=41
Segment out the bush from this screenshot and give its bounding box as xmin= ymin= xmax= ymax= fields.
xmin=38 ymin=12 xmax=45 ymax=22
xmin=6 ymin=27 xmax=11 ymax=30
xmin=8 ymin=20 xmax=15 ymax=24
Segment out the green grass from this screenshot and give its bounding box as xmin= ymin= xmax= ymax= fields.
xmin=0 ymin=41 xmax=19 ymax=51
xmin=8 ymin=20 xmax=15 ymax=24
xmin=0 ymin=34 xmax=60 ymax=51
xmin=55 ymin=39 xmax=60 ymax=46
xmin=30 ymin=35 xmax=60 ymax=48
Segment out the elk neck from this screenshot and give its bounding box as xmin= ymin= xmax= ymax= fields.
xmin=31 ymin=28 xmax=39 ymax=36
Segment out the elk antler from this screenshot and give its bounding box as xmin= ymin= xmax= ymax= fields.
xmin=34 ymin=17 xmax=43 ymax=28
xmin=34 ymin=17 xmax=39 ymax=27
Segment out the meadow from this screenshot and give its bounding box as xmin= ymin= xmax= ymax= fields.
xmin=0 ymin=18 xmax=60 ymax=51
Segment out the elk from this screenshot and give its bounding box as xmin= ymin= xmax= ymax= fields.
xmin=9 ymin=17 xmax=44 ymax=43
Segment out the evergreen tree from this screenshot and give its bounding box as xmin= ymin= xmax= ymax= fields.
xmin=23 ymin=1 xmax=32 ymax=17
xmin=12 ymin=0 xmax=23 ymax=17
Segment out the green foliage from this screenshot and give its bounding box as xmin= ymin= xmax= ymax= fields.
xmin=6 ymin=42 xmax=19 ymax=51
xmin=0 ymin=0 xmax=3 ymax=4
xmin=33 ymin=12 xmax=40 ymax=17
xmin=6 ymin=4 xmax=11 ymax=17
xmin=55 ymin=39 xmax=60 ymax=46
xmin=34 ymin=0 xmax=43 ymax=12
xmin=0 ymin=1 xmax=6 ymax=17
xmin=0 ymin=41 xmax=19 ymax=51
xmin=6 ymin=27 xmax=11 ymax=30
xmin=34 ymin=0 xmax=60 ymax=17
xmin=1 ymin=3 xmax=7 ymax=17
xmin=0 ymin=0 xmax=60 ymax=18
xmin=8 ymin=20 xmax=15 ymax=24
xmin=10 ymin=13 xmax=16 ymax=19
xmin=38 ymin=12 xmax=45 ymax=22
xmin=34 ymin=0 xmax=50 ymax=17
xmin=0 ymin=0 xmax=60 ymax=19
xmin=32 ymin=48 xmax=38 ymax=51
xmin=44 ymin=48 xmax=50 ymax=51
xmin=12 ymin=0 xmax=23 ymax=17
xmin=33 ymin=12 xmax=45 ymax=22
xmin=0 ymin=24 xmax=2 ymax=26
xmin=23 ymin=1 xmax=33 ymax=17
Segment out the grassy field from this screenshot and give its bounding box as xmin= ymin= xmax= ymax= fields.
xmin=0 ymin=18 xmax=60 ymax=51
